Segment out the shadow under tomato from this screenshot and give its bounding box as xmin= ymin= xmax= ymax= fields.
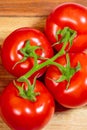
xmin=55 ymin=101 xmax=70 ymax=112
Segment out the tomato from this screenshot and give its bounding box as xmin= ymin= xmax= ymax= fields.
xmin=45 ymin=53 xmax=87 ymax=108
xmin=1 ymin=27 xmax=53 ymax=77
xmin=45 ymin=3 xmax=87 ymax=52
xmin=0 ymin=80 xmax=55 ymax=130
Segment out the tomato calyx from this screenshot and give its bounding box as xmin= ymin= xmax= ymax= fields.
xmin=52 ymin=27 xmax=77 ymax=51
xmin=55 ymin=53 xmax=81 ymax=89
xmin=13 ymin=40 xmax=41 ymax=69
xmin=13 ymin=76 xmax=40 ymax=102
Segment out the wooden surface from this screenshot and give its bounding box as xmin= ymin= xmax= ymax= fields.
xmin=0 ymin=0 xmax=87 ymax=130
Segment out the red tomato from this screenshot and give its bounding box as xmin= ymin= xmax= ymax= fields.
xmin=1 ymin=27 xmax=53 ymax=77
xmin=45 ymin=53 xmax=87 ymax=108
xmin=45 ymin=3 xmax=87 ymax=52
xmin=0 ymin=80 xmax=55 ymax=130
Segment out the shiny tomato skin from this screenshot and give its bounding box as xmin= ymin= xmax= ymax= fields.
xmin=45 ymin=53 xmax=87 ymax=108
xmin=0 ymin=80 xmax=55 ymax=130
xmin=45 ymin=3 xmax=87 ymax=52
xmin=1 ymin=27 xmax=53 ymax=77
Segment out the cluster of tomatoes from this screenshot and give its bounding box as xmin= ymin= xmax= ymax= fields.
xmin=1 ymin=2 xmax=87 ymax=130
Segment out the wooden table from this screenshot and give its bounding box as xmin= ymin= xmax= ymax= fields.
xmin=0 ymin=0 xmax=87 ymax=130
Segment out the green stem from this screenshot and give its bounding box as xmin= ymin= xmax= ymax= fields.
xmin=14 ymin=76 xmax=40 ymax=102
xmin=18 ymin=27 xmax=77 ymax=81
xmin=16 ymin=26 xmax=78 ymax=100
xmin=18 ymin=41 xmax=66 ymax=81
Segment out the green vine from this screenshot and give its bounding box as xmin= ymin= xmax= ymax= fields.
xmin=13 ymin=27 xmax=80 ymax=101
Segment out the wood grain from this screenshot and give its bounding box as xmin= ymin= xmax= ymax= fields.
xmin=0 ymin=0 xmax=87 ymax=16
xmin=0 ymin=0 xmax=87 ymax=130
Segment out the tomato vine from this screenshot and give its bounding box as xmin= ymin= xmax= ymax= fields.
xmin=14 ymin=27 xmax=80 ymax=101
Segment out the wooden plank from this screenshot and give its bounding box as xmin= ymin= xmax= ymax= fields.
xmin=0 ymin=0 xmax=87 ymax=16
xmin=0 ymin=17 xmax=46 ymax=45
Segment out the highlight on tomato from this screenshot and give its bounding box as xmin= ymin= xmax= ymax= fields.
xmin=1 ymin=27 xmax=53 ymax=77
xmin=45 ymin=3 xmax=87 ymax=52
xmin=45 ymin=53 xmax=87 ymax=108
xmin=0 ymin=78 xmax=55 ymax=130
